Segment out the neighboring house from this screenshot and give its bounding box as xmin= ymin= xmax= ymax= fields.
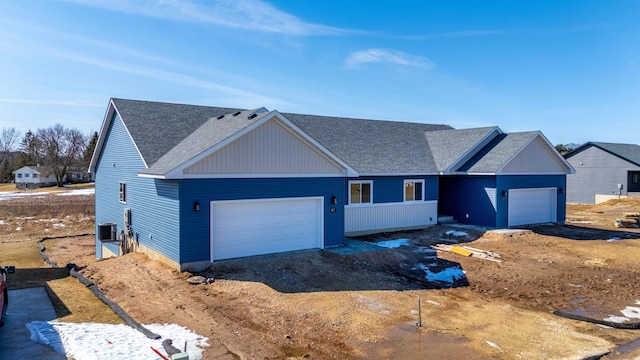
xmin=12 ymin=166 xmax=59 ymax=189
xmin=90 ymin=98 xmax=574 ymax=271
xmin=564 ymin=142 xmax=640 ymax=204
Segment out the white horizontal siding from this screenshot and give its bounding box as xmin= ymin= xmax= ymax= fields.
xmin=345 ymin=201 xmax=437 ymax=235
xmin=185 ymin=119 xmax=344 ymax=175
xmin=502 ymin=137 xmax=567 ymax=173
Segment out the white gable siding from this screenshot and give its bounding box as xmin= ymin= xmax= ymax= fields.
xmin=184 ymin=119 xmax=345 ymax=176
xmin=502 ymin=137 xmax=567 ymax=174
xmin=566 ymin=146 xmax=640 ymax=204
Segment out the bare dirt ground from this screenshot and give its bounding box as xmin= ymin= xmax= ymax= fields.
xmin=3 ymin=192 xmax=640 ymax=359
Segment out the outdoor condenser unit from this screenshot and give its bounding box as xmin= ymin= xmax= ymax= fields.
xmin=97 ymin=223 xmax=117 ymax=242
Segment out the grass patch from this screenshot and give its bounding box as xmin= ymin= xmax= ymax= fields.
xmin=0 ymin=183 xmax=16 ymax=191
xmin=47 ymin=277 xmax=124 ymax=324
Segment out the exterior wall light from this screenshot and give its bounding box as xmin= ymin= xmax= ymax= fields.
xmin=193 ymin=201 xmax=200 ymax=212
xmin=331 ymin=196 xmax=338 ymax=204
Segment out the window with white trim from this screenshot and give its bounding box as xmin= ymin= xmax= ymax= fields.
xmin=349 ymin=181 xmax=372 ymax=204
xmin=33 ymin=173 xmax=38 ymax=178
xmin=119 ymin=182 xmax=127 ymax=203
xmin=17 ymin=173 xmax=22 ymax=178
xmin=25 ymin=173 xmax=30 ymax=178
xmin=404 ymin=179 xmax=424 ymax=202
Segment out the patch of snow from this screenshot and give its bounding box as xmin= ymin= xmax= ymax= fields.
xmin=0 ymin=192 xmax=47 ymax=200
xmin=15 ymin=227 xmax=21 ymax=231
xmin=16 ymin=216 xmax=35 ymax=220
xmin=426 ymin=300 xmax=440 ymax=306
xmin=56 ymin=188 xmax=95 ymax=196
xmin=486 ymin=340 xmax=503 ymax=352
xmin=53 ymin=223 xmax=65 ymax=228
xmin=375 ymin=239 xmax=410 ymax=248
xmin=607 ymin=237 xmax=621 ymax=242
xmin=621 ymin=306 xmax=640 ymax=319
xmin=444 ymin=230 xmax=468 ymax=237
xmin=419 ymin=264 xmax=466 ymax=284
xmin=566 ymin=219 xmax=592 ymax=224
xmin=604 ymin=315 xmax=630 ymax=323
xmin=0 ymin=220 xmax=4 ymax=225
xmin=27 ymin=321 xmax=208 ymax=359
xmin=414 ymin=247 xmax=436 ymax=254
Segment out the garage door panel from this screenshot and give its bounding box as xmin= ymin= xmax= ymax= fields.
xmin=211 ymin=197 xmax=323 ymax=261
xmin=508 ymin=188 xmax=557 ymax=227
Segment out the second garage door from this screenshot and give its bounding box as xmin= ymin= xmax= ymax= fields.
xmin=508 ymin=188 xmax=557 ymax=227
xmin=210 ymin=197 xmax=323 ymax=261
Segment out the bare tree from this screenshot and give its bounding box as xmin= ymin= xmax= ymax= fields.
xmin=37 ymin=124 xmax=86 ymax=187
xmin=0 ymin=127 xmax=20 ymax=182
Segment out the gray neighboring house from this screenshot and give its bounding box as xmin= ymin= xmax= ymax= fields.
xmin=564 ymin=142 xmax=640 ymax=204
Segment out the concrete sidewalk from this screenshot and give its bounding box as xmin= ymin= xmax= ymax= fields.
xmin=0 ymin=287 xmax=65 ymax=359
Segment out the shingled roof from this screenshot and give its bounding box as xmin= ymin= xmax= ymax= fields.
xmin=565 ymin=142 xmax=640 ymax=167
xmin=94 ymin=98 xmax=565 ymax=177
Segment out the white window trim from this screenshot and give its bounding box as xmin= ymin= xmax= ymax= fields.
xmin=119 ymin=182 xmax=127 ymax=204
xmin=404 ymin=179 xmax=425 ymax=202
xmin=348 ymin=180 xmax=373 ymax=205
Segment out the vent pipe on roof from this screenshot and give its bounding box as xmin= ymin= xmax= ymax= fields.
xmin=233 ymin=111 xmax=241 ymax=116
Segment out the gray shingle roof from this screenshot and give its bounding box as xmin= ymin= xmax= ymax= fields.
xmin=285 ymin=113 xmax=452 ymax=174
xmin=423 ymin=127 xmax=498 ymax=171
xmin=580 ymin=142 xmax=640 ymax=167
xmin=112 ymin=99 xmax=243 ymax=167
xmin=106 ymin=98 xmax=556 ymax=177
xmin=457 ymin=131 xmax=539 ymax=173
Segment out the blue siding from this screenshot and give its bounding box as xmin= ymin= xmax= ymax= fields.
xmin=347 ymin=176 xmax=439 ymax=203
xmin=178 ymin=177 xmax=345 ymax=263
xmin=95 ymin=113 xmax=181 ymax=262
xmin=439 ymin=176 xmax=498 ymax=227
xmin=497 ymin=175 xmax=566 ymax=228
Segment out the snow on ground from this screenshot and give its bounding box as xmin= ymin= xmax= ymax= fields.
xmin=603 ymin=301 xmax=640 ymax=323
xmin=27 ymin=321 xmax=209 ymax=360
xmin=375 ymin=239 xmax=410 ymax=248
xmin=444 ymin=230 xmax=468 ymax=237
xmin=419 ymin=264 xmax=466 ymax=284
xmin=56 ymin=188 xmax=95 ymax=196
xmin=0 ymin=192 xmax=46 ymax=200
xmin=0 ymin=220 xmax=4 ymax=225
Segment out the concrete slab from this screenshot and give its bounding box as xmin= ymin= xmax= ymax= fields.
xmin=324 ymin=238 xmax=385 ymax=256
xmin=0 ymin=287 xmax=65 ymax=360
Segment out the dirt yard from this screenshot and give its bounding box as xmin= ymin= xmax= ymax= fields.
xmin=2 ymin=192 xmax=640 ymax=359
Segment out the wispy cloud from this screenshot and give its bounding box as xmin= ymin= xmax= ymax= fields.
xmin=0 ymin=98 xmax=103 ymax=107
xmin=346 ymin=49 xmax=434 ymax=69
xmin=66 ymin=0 xmax=352 ymax=36
xmin=396 ymin=29 xmax=502 ymax=41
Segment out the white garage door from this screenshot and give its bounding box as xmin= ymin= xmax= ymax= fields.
xmin=508 ymin=188 xmax=557 ymax=227
xmin=210 ymin=197 xmax=323 ymax=261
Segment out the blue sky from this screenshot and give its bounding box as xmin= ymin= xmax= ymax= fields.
xmin=1 ymin=0 xmax=638 ymax=146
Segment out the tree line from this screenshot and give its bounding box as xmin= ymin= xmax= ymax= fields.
xmin=0 ymin=125 xmax=98 ymax=187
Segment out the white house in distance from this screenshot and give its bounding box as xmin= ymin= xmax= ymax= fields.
xmin=12 ymin=166 xmax=59 ymax=189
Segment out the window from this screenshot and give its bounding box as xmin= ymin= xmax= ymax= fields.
xmin=349 ymin=181 xmax=372 ymax=204
xmin=25 ymin=173 xmax=30 ymax=178
xmin=17 ymin=173 xmax=22 ymax=178
xmin=404 ymin=180 xmax=424 ymax=202
xmin=33 ymin=173 xmax=38 ymax=178
xmin=119 ymin=182 xmax=127 ymax=203
xmin=633 ymin=173 xmax=639 ymax=184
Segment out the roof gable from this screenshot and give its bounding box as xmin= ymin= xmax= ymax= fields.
xmin=182 ymin=116 xmax=348 ymax=177
xmin=458 ymin=132 xmax=574 ymax=174
xmin=566 ymin=142 xmax=640 ymax=167
xmin=424 ymin=126 xmax=501 ymax=173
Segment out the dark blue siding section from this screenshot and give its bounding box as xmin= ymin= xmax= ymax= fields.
xmin=439 ymin=176 xmax=498 ymax=227
xmin=95 ymin=113 xmax=181 ymax=262
xmin=179 ymin=177 xmax=345 ymax=263
xmin=347 ymin=176 xmax=439 ymax=203
xmin=497 ymin=175 xmax=567 ymax=228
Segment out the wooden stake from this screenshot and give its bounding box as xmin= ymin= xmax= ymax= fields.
xmin=417 ymin=295 xmax=422 ymax=327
